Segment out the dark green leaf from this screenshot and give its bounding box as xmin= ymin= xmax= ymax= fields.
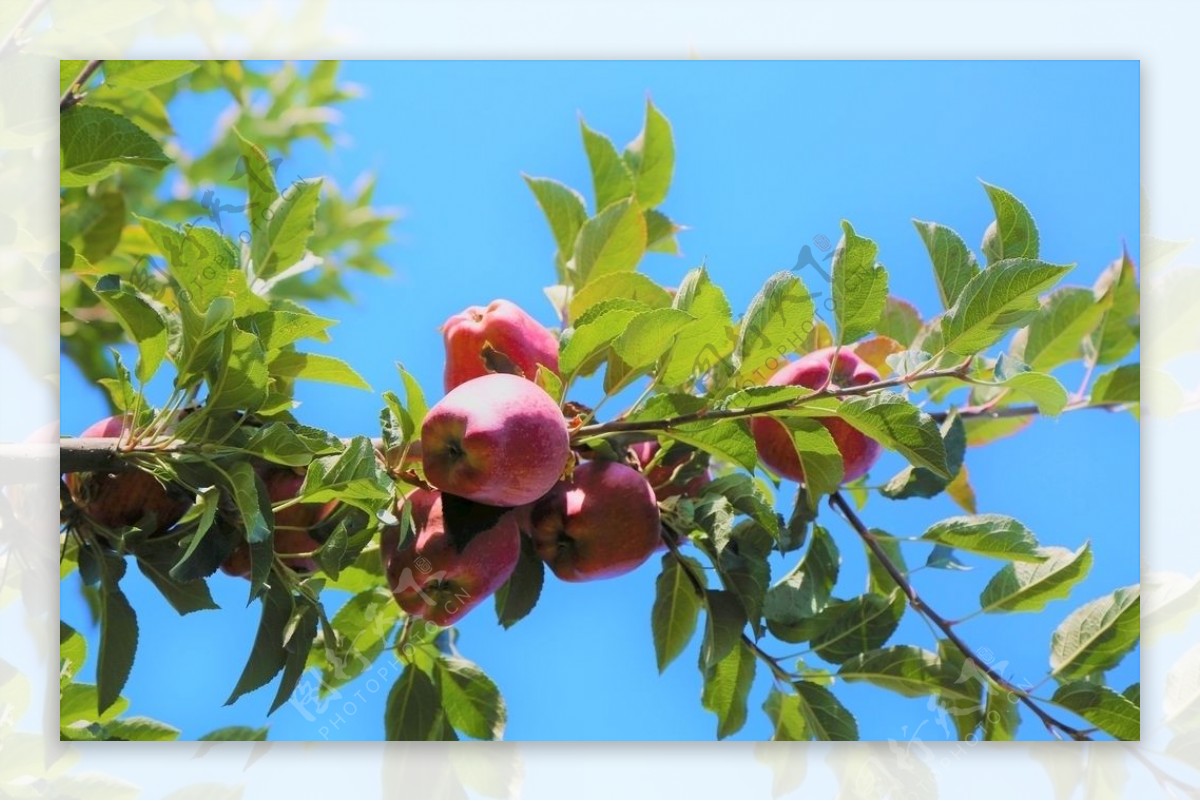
xmin=269 ymin=605 xmax=319 ymax=715
xmin=652 ymin=552 xmax=704 ymax=672
xmin=764 ymin=525 xmax=839 ymax=643
xmin=385 ymin=665 xmax=446 ymax=741
xmin=435 ymin=657 xmax=506 ymax=740
xmin=207 ymin=328 xmax=269 ymax=411
xmin=92 ymin=277 xmax=168 ymax=383
xmin=320 ymin=587 xmax=401 ymax=691
xmin=225 ymin=461 xmax=272 ymax=545
xmin=61 ymin=106 xmax=171 ymax=186
xmin=701 ymin=590 xmax=746 ymax=670
xmin=136 ymin=556 xmax=219 ymax=615
xmin=839 ymin=645 xmax=977 ymax=703
xmin=97 ymin=563 xmax=138 ymax=715
xmin=792 ymin=680 xmax=860 ymax=741
xmin=979 ymin=543 xmax=1093 ymax=614
xmin=881 ymin=412 xmax=965 ymax=500
xmin=811 ymin=593 xmax=904 ymax=664
xmin=226 ymin=579 xmax=293 ymax=705
xmin=79 ymin=192 xmax=126 ymax=262
xmin=914 ymin=220 xmax=979 ymax=309
xmin=936 ymin=639 xmax=985 ymax=740
xmin=831 ymin=221 xmax=888 ymax=344
xmin=980 ymin=182 xmax=1040 ymax=263
xmin=494 ymin=535 xmax=545 ymax=629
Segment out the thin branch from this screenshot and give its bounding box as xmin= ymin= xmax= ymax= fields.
xmin=59 ymin=59 xmax=103 ymax=112
xmin=573 ymin=361 xmax=973 ymax=441
xmin=827 ymin=491 xmax=1092 ymax=741
xmin=0 ymin=0 xmax=48 ymax=60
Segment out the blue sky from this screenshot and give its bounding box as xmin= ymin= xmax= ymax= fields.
xmin=60 ymin=60 xmax=1140 ymax=741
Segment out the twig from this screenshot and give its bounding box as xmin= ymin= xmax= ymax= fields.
xmin=827 ymin=491 xmax=1092 ymax=741
xmin=0 ymin=0 xmax=48 ymax=60
xmin=59 ymin=59 xmax=103 ymax=112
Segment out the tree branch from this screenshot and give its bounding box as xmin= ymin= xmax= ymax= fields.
xmin=827 ymin=491 xmax=1092 ymax=741
xmin=60 ymin=59 xmax=103 ymax=112
xmin=573 ymin=362 xmax=973 ymax=441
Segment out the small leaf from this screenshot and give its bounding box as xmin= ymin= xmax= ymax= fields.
xmin=1050 ymin=585 xmax=1141 ymax=681
xmin=984 ymin=357 xmax=1069 ymax=417
xmin=979 ymin=543 xmax=1093 ymax=614
xmin=1088 ymin=248 xmax=1140 ymax=366
xmin=831 ymin=221 xmax=888 ymax=344
xmin=1090 ymin=364 xmax=1139 ymax=405
xmin=652 ymin=552 xmax=704 ymax=672
xmin=980 ymin=182 xmax=1040 ymax=263
xmin=734 ymin=271 xmax=815 ymax=382
xmin=92 ymin=277 xmax=168 ymax=384
xmin=925 ymin=544 xmax=971 ymax=571
xmin=580 ymin=120 xmax=635 ymax=210
xmin=385 ymin=665 xmax=446 ymax=740
xmin=1051 ymin=681 xmax=1140 ymax=741
xmin=914 ymin=220 xmax=979 ymax=309
xmin=61 ymin=106 xmax=171 ymax=186
xmin=922 ymin=514 xmax=1044 ymax=563
xmin=623 ymin=99 xmax=675 ymax=207
xmin=435 ymin=657 xmax=506 ymax=740
xmin=494 ymin=536 xmax=545 ymax=629
xmin=701 ymin=639 xmax=757 ymax=740
xmin=939 ymin=259 xmax=1072 ymax=355
xmin=573 ymin=198 xmax=647 ymax=284
xmin=226 ymin=579 xmax=293 ymax=705
xmin=524 ymin=176 xmax=588 ymax=261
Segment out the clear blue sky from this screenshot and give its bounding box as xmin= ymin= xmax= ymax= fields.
xmin=61 ymin=60 xmax=1140 ymax=741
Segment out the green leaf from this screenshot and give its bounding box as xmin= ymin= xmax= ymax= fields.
xmin=914 ymin=220 xmax=979 ymax=309
xmin=938 ymin=258 xmax=1073 ymax=355
xmin=60 ymin=106 xmax=171 ymax=187
xmin=1087 ymin=248 xmax=1140 ymax=365
xmin=792 ymin=680 xmax=860 ymax=741
xmin=645 ymin=209 xmax=682 ymax=254
xmin=580 ymin=120 xmax=635 ymax=209
xmin=175 ymin=297 xmax=234 ymax=389
xmin=780 ymin=418 xmax=844 ymax=500
xmin=881 ymin=412 xmax=965 ymax=500
xmin=704 ymin=474 xmax=781 ymax=539
xmin=612 ymin=308 xmax=695 ymax=371
xmin=1051 ymin=681 xmax=1139 ymax=741
xmin=568 ymin=269 xmax=671 ymax=322
xmin=102 ymin=716 xmax=182 ymax=741
xmin=235 ymin=128 xmax=280 ymax=230
xmin=1050 ymin=585 xmax=1141 ymax=681
xmin=981 ymin=679 xmax=1020 ymax=741
xmin=494 ymin=535 xmax=545 ymax=629
xmin=660 ymin=267 xmax=736 ymax=387
xmin=701 ymin=639 xmax=757 ymax=740
xmin=320 ymin=587 xmax=401 ymax=691
xmin=810 ymin=593 xmax=904 ymax=664
xmin=839 ymin=646 xmax=976 ymax=703
xmin=61 ymin=622 xmax=87 ymax=684
xmin=734 ymin=271 xmax=815 ymax=381
xmin=61 ymin=683 xmax=128 ymax=726
xmin=226 ymin=579 xmax=293 ymax=705
xmin=985 ymin=356 xmax=1069 ymax=416
xmin=623 ymin=99 xmax=675 ymax=207
xmin=207 ymin=327 xmax=269 ymax=411
xmin=268 ymin=351 xmax=372 ymax=391
xmin=385 ymin=665 xmax=446 ymax=740
xmin=80 ymin=192 xmax=126 ymax=262
xmin=104 ymin=60 xmax=199 ymax=89
xmin=835 ymin=392 xmax=950 ymax=478
xmin=763 ymin=688 xmax=808 ymax=740
xmin=96 ymin=557 xmax=138 ymax=715
xmin=1012 ymin=287 xmax=1109 ymax=372
xmin=524 ymin=176 xmax=588 ymax=262
xmin=135 ymin=557 xmax=219 ymax=615
xmin=1091 ymin=364 xmax=1139 ymax=405
xmin=198 ymin=726 xmax=268 ymax=741
xmin=60 ymin=60 xmax=87 ymax=96
xmin=963 ymin=413 xmax=1033 ymax=447
xmin=269 ymin=604 xmax=319 ymax=715
xmin=628 ymin=394 xmax=759 ymax=471
xmin=979 ymin=543 xmax=1093 ymax=614
xmin=139 ymin=220 xmax=256 ymax=313
xmin=701 ymin=590 xmax=747 ymax=669
xmin=980 ymin=182 xmax=1040 ymax=263
xmin=921 ymin=514 xmax=1045 ymax=563
xmin=298 ymin=437 xmax=391 ymax=509
xmin=764 ymin=525 xmax=839 ymax=643
xmin=652 ymin=552 xmax=704 ymax=672
xmin=876 ymin=296 xmax=923 ymax=346
xmin=435 ymin=657 xmax=506 ymax=740
xmin=936 ymin=639 xmax=985 ymax=740
xmin=559 ymin=301 xmax=647 ymax=378
xmin=92 ymin=277 xmax=168 ymax=384
xmin=255 ymin=179 xmax=322 ymax=279
xmin=831 ymin=221 xmax=888 ymax=344
xmin=242 ymin=310 xmax=335 ymax=351
xmin=573 ymin=198 xmax=647 ymax=284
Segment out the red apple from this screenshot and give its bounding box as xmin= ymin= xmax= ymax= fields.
xmin=525 ymin=460 xmax=661 ymax=582
xmin=629 ymin=440 xmax=710 ymax=501
xmin=381 ymin=488 xmax=520 ymax=626
xmin=749 ymin=347 xmax=882 ymax=484
xmin=442 ymin=299 xmax=559 ymax=391
xmin=64 ymin=415 xmax=190 ymax=536
xmin=221 ymin=465 xmax=338 ymax=577
xmin=422 ymin=373 xmax=570 ymax=507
